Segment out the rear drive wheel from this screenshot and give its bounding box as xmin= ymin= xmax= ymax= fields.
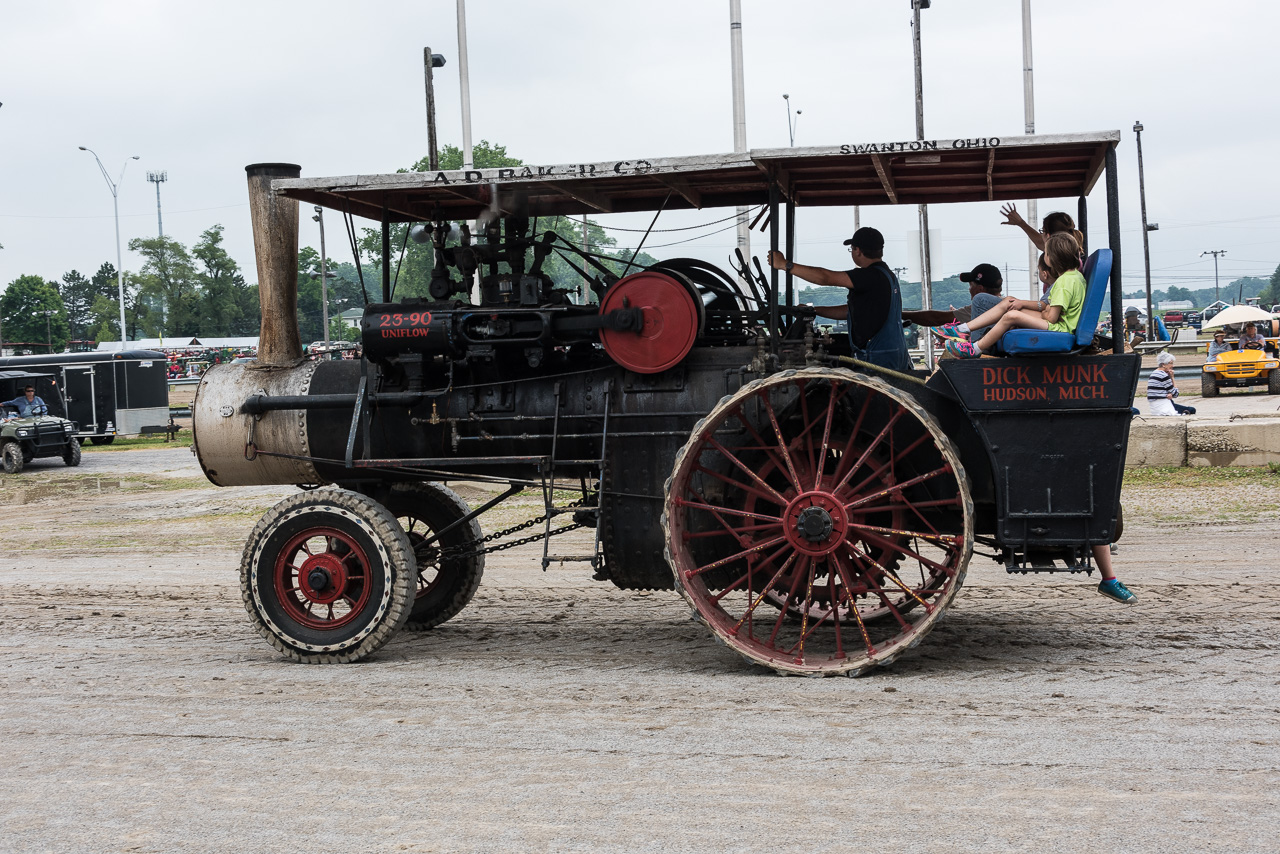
xmin=1201 ymin=372 xmax=1219 ymax=397
xmin=63 ymin=438 xmax=82 ymax=467
xmin=241 ymin=488 xmax=415 ymax=663
xmin=665 ymin=368 xmax=973 ymax=677
xmin=2 ymin=441 xmax=24 ymax=474
xmin=382 ymin=482 xmax=485 ymax=631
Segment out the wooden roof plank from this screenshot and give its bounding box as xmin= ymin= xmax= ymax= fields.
xmin=869 ymin=153 xmax=899 ymax=205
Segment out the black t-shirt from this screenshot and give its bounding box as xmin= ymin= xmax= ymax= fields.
xmin=844 ymin=261 xmax=894 ymax=350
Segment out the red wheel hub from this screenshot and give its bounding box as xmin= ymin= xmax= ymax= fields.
xmin=273 ymin=527 xmax=372 ymax=630
xmin=297 ymin=552 xmax=349 ymax=605
xmin=598 ymin=271 xmax=700 ymax=374
xmin=782 ymin=491 xmax=849 ymax=556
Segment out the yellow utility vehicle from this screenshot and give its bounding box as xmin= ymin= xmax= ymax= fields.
xmin=1201 ymin=339 xmax=1280 ymax=396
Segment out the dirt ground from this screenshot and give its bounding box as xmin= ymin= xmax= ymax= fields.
xmin=1 ymin=447 xmax=1278 ymax=853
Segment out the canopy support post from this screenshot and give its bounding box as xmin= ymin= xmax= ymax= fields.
xmin=1104 ymin=145 xmax=1123 ymax=353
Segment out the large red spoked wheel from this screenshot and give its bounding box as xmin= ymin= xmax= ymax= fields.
xmin=241 ymin=488 xmax=415 ymax=663
xmin=664 ymin=368 xmax=973 ymax=677
xmin=599 ymin=271 xmax=702 ymax=374
xmin=382 ymin=482 xmax=485 ymax=631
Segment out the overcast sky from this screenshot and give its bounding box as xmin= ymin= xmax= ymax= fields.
xmin=3 ymin=0 xmax=1278 ymax=304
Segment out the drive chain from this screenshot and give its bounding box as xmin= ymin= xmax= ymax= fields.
xmin=440 ymin=495 xmax=592 ymax=561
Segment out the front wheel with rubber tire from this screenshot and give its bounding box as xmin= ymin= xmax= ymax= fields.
xmin=1201 ymin=371 xmax=1219 ymax=397
xmin=1268 ymin=369 xmax=1280 ymax=396
xmin=2 ymin=441 xmax=24 ymax=474
xmin=63 ymin=438 xmax=81 ymax=467
xmin=382 ymin=482 xmax=485 ymax=631
xmin=240 ymin=488 xmax=416 ymax=663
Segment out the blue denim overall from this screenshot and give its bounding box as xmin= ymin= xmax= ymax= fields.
xmin=850 ymin=264 xmax=912 ymax=372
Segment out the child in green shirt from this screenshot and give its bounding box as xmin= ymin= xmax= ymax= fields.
xmin=938 ymin=233 xmax=1085 ymax=357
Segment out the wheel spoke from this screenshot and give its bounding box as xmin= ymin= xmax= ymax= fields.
xmin=768 ymin=556 xmax=811 ymax=646
xmin=732 ymin=551 xmax=799 ymax=637
xmin=847 ymin=542 xmax=934 ymax=614
xmin=844 ymin=432 xmax=931 ymax=498
xmin=674 ymin=496 xmax=782 ymax=525
xmin=759 ymin=390 xmax=804 ymax=494
xmin=846 ymin=525 xmax=960 ymax=575
xmin=795 ymin=556 xmax=819 ymax=662
xmin=688 ymin=535 xmax=788 ymax=578
xmin=832 ymin=407 xmax=905 ymax=495
xmin=843 ymin=464 xmax=953 ymax=513
xmin=831 ymin=553 xmax=876 ymax=657
xmin=698 ymin=446 xmax=789 ymax=505
xmin=730 ymin=405 xmax=801 ymax=484
xmin=686 ymin=521 xmax=785 ymax=540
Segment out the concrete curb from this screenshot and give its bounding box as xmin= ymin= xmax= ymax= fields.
xmin=1128 ymin=416 xmax=1280 ymax=467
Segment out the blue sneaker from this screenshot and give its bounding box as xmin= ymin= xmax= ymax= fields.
xmin=1097 ymin=578 xmax=1137 ymax=604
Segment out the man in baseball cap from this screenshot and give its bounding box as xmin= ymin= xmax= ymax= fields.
xmin=766 ymin=226 xmax=911 ymax=372
xmin=904 ymin=263 xmax=1004 ymax=343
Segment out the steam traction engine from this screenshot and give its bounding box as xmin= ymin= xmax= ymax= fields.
xmin=193 ymin=134 xmax=1139 ymax=676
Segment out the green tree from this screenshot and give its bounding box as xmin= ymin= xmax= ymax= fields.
xmin=1 ymin=275 xmax=70 ymax=352
xmin=57 ymin=269 xmax=99 ymax=341
xmin=129 ymin=235 xmax=199 ymax=337
xmin=1165 ymin=286 xmax=1193 ymax=303
xmin=193 ymin=225 xmax=257 ymax=336
xmin=1258 ymin=263 xmax=1280 ymax=307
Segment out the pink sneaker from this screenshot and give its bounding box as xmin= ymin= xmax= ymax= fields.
xmin=934 ymin=322 xmax=968 ymax=341
xmin=945 ymin=339 xmax=982 ymax=359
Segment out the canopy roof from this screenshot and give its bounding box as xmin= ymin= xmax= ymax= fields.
xmin=276 ymin=130 xmax=1120 ymax=223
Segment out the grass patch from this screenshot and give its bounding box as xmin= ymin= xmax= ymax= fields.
xmin=81 ymin=433 xmax=193 ymax=451
xmin=1124 ymin=466 xmax=1280 ymax=487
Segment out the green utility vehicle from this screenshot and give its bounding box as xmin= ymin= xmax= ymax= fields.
xmin=0 ymin=371 xmax=82 ymax=473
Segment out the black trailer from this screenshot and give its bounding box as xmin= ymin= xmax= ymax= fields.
xmin=0 ymin=350 xmax=169 ymax=444
xmin=193 ymin=130 xmax=1137 ymax=676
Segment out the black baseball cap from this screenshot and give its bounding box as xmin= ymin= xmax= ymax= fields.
xmin=842 ymin=226 xmax=884 ymax=255
xmin=959 ymin=263 xmax=1002 ymax=290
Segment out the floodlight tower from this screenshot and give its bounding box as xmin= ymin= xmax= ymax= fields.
xmin=147 ymin=171 xmax=168 ymax=237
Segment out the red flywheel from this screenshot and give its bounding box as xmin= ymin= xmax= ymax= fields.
xmin=598 ymin=271 xmax=702 ymax=374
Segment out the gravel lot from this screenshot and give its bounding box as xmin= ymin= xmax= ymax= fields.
xmin=1 ymin=447 xmax=1278 ymax=853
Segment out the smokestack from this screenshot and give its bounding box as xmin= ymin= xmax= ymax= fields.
xmin=245 ymin=163 xmax=303 ymax=366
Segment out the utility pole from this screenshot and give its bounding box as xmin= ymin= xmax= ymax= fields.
xmin=729 ymin=1 xmax=751 ymax=281
xmin=1021 ymin=0 xmax=1038 ymax=300
xmin=39 ymin=309 xmax=55 ymax=353
xmin=312 ymin=207 xmax=330 ymax=345
xmin=1134 ymin=121 xmax=1156 ymax=338
xmin=456 ymin=0 xmax=474 ymax=170
xmin=147 ymin=171 xmax=167 ymax=237
xmin=423 ymin=48 xmax=446 ymax=170
xmin=1202 ymin=250 xmax=1226 ymax=303
xmin=911 ymin=0 xmax=934 ymax=367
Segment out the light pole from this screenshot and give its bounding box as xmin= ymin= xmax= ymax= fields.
xmin=39 ymin=309 xmax=54 ymax=353
xmin=312 ymin=206 xmax=331 ymax=345
xmin=1134 ymin=121 xmax=1155 ymax=338
xmin=1021 ymin=0 xmax=1039 ymax=300
xmin=911 ymin=0 xmax=934 ymax=368
xmin=1202 ymin=250 xmax=1226 ymax=303
xmin=782 ymin=94 xmax=801 ymax=147
xmin=729 ymin=2 xmax=751 ymax=287
xmin=456 ymin=0 xmax=474 ymax=170
xmin=80 ymin=147 xmax=139 ymax=350
xmin=423 ymin=49 xmax=447 ymax=170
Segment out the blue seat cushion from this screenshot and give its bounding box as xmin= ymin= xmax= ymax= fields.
xmin=1001 ymin=328 xmax=1076 ymax=354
